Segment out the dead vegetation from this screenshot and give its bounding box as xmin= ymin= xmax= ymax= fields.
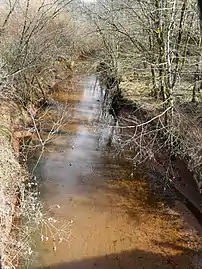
xmin=0 ymin=102 xmax=42 ymax=269
xmin=117 ymin=77 xmax=202 ymax=193
xmin=0 ymin=79 xmax=73 ymax=269
xmin=0 ymin=1 xmax=90 ymax=267
xmin=79 ymin=0 xmax=202 ymax=197
xmin=0 ymin=0 xmax=202 ymax=266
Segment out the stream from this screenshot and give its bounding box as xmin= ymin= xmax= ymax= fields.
xmin=29 ymin=76 xmax=201 ymax=269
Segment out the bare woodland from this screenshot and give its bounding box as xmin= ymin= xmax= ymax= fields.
xmin=81 ymin=0 xmax=202 ymax=192
xmin=0 ymin=0 xmax=202 ymax=267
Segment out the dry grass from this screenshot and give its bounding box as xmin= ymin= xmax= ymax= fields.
xmin=0 ymin=103 xmax=26 ymax=268
xmin=117 ymin=76 xmax=202 ymax=193
xmin=0 ymin=101 xmax=72 ymax=269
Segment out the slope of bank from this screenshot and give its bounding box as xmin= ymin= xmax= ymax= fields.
xmin=118 ymin=79 xmax=202 ymax=227
xmin=0 ymin=100 xmax=43 ymax=269
xmin=0 ymin=102 xmax=25 ymax=268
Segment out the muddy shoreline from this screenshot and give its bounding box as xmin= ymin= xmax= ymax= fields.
xmin=116 ymin=97 xmax=202 ymax=229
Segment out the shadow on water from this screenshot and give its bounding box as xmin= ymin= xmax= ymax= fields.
xmin=36 ymin=246 xmax=201 ymax=269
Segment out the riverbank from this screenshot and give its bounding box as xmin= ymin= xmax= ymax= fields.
xmin=0 ymin=88 xmax=56 ymax=268
xmin=0 ymin=101 xmax=30 ymax=268
xmin=91 ymin=61 xmax=202 ymax=230
xmin=0 ymin=55 xmax=80 ymax=268
xmin=116 ymin=78 xmax=202 ymax=238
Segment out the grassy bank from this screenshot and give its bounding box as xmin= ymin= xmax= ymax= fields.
xmin=0 ymin=101 xmax=44 ymax=268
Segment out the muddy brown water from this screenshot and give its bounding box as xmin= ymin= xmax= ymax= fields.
xmin=30 ymin=76 xmax=202 ymax=269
